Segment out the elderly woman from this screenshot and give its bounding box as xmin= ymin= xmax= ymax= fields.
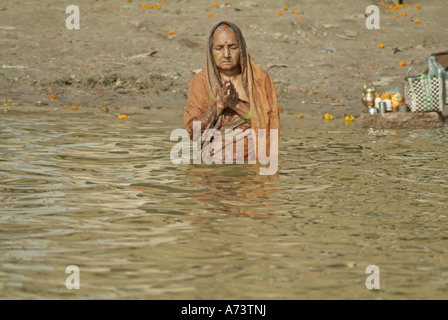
xmin=184 ymin=21 xmax=280 ymax=168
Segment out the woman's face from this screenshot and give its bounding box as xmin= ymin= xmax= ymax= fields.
xmin=212 ymin=30 xmax=240 ymax=72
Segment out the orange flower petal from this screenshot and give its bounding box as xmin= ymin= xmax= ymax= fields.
xmin=399 ymin=61 xmax=406 ymax=67
xmin=415 ymin=4 xmax=421 ymax=10
xmin=378 ymin=43 xmax=384 ymax=49
xmin=168 ymin=30 xmax=175 ymax=35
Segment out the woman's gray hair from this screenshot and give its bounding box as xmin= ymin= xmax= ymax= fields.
xmin=210 ymin=23 xmax=236 ymax=47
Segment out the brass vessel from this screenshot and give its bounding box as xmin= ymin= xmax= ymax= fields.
xmin=361 ymin=82 xmax=377 ymax=109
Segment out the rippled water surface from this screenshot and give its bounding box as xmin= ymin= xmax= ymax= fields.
xmin=1 ymin=111 xmax=448 ymax=299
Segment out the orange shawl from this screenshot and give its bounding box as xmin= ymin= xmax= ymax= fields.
xmin=184 ymin=21 xmax=280 ymax=161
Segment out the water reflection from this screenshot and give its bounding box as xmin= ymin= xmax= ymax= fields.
xmin=184 ymin=165 xmax=280 ymax=218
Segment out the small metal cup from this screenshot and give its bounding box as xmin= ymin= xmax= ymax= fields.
xmin=399 ymin=104 xmax=408 ymax=112
xmin=367 ymin=107 xmax=378 ymax=114
xmin=379 ymin=101 xmax=387 ymax=114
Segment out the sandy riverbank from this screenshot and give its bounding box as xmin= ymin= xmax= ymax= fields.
xmin=1 ymin=0 xmax=447 ymax=121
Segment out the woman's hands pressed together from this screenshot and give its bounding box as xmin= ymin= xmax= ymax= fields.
xmin=216 ymin=77 xmax=240 ymax=116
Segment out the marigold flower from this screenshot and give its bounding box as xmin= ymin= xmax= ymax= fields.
xmin=282 ymin=6 xmax=288 ymax=10
xmin=297 ymin=114 xmax=304 ymax=119
xmin=155 ymin=4 xmax=160 ymax=9
xmin=50 ymin=94 xmax=57 ymax=100
xmin=405 ymin=3 xmax=409 ymax=7
xmin=212 ymin=3 xmax=217 ymax=7
xmin=414 ymin=19 xmax=420 ymax=24
xmin=298 ymin=17 xmax=304 ymax=21
xmin=208 ymin=13 xmax=214 ymax=18
xmin=118 ymin=114 xmax=128 ymax=119
xmin=345 ymin=115 xmax=354 ymax=121
xmin=225 ymin=2 xmax=231 ymax=7
xmin=63 ymin=105 xmax=69 ymax=109
xmin=98 ymin=89 xmax=103 ymax=94
xmin=277 ymin=12 xmax=283 ymax=16
xmin=401 ymin=12 xmax=407 ymax=16
xmin=378 ymin=43 xmax=384 ymax=49
xmin=168 ymin=30 xmax=175 ymax=35
xmin=382 ymin=93 xmax=392 ymax=100
xmin=324 ymin=113 xmax=333 ymax=120
xmin=72 ymin=105 xmax=78 ymax=110
xmin=293 ymin=10 xmax=301 ymax=14
xmin=399 ymin=61 xmax=406 ymax=67
xmin=394 ymin=15 xmax=399 ymax=18
xmin=415 ymin=4 xmax=421 ymax=10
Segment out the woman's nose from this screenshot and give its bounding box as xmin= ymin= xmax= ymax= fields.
xmin=223 ymin=47 xmax=230 ymax=58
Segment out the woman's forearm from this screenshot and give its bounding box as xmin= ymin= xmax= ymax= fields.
xmin=232 ymin=101 xmax=251 ymax=120
xmin=187 ymin=103 xmax=218 ymax=136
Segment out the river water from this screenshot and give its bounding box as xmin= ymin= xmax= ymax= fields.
xmin=1 ymin=110 xmax=447 ymax=299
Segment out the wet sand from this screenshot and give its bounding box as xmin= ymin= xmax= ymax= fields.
xmin=1 ymin=0 xmax=447 ymax=121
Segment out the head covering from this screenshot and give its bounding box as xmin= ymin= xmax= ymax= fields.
xmin=205 ymin=21 xmax=249 ymax=103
